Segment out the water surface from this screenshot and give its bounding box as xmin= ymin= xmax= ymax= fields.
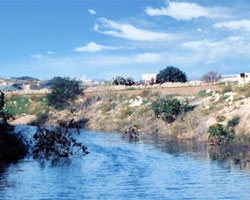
xmin=1 ymin=130 xmax=250 ymax=200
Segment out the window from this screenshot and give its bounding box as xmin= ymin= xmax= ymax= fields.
xmin=240 ymin=73 xmax=245 ymax=78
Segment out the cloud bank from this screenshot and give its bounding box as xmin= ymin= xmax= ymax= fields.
xmin=145 ymin=1 xmax=222 ymax=20
xmin=74 ymin=42 xmax=118 ymax=52
xmin=94 ymin=18 xmax=178 ymax=41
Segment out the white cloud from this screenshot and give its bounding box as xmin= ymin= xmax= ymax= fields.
xmin=30 ymin=53 xmax=44 ymax=59
xmin=134 ymin=53 xmax=160 ymax=63
xmin=94 ymin=17 xmax=178 ymax=41
xmin=30 ymin=51 xmax=54 ymax=59
xmin=214 ymin=20 xmax=250 ymax=31
xmin=182 ymin=40 xmax=224 ymax=49
xmin=88 ymin=9 xmax=96 ymax=15
xmin=181 ymin=36 xmax=250 ymax=66
xmin=47 ymin=51 xmax=54 ymax=55
xmin=145 ymin=1 xmax=221 ymax=20
xmin=74 ymin=42 xmax=119 ymax=52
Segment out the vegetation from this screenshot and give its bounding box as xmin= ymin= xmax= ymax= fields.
xmin=227 ymin=116 xmax=240 ymax=129
xmin=111 ymin=76 xmax=135 ymax=86
xmin=33 ymin=119 xmax=88 ymax=160
xmin=4 ymin=94 xmax=49 ymax=117
xmin=0 ymin=91 xmax=28 ymax=162
xmin=208 ymin=123 xmax=235 ymax=145
xmin=156 ymin=66 xmax=187 ymax=83
xmin=208 ymin=116 xmax=240 ymax=145
xmin=47 ymin=77 xmax=83 ymax=110
xmin=152 ymin=97 xmax=194 ymax=123
xmin=200 ymin=71 xmax=221 ymax=83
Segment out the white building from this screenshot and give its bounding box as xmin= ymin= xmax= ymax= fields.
xmin=238 ymin=72 xmax=250 ymax=85
xmin=142 ymin=74 xmax=157 ymax=84
xmin=0 ymin=79 xmax=7 ymax=86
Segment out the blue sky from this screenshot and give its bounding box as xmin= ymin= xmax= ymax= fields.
xmin=1 ymin=0 xmax=250 ymax=81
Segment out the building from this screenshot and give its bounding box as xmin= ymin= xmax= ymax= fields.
xmin=238 ymin=72 xmax=250 ymax=85
xmin=142 ymin=74 xmax=157 ymax=84
xmin=0 ymin=78 xmax=9 ymax=86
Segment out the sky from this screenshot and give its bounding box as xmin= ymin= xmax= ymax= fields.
xmin=1 ymin=0 xmax=250 ymax=81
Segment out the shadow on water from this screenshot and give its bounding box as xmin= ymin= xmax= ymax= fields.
xmin=0 ymin=163 xmax=12 ymax=190
xmin=126 ymin=133 xmax=250 ymax=173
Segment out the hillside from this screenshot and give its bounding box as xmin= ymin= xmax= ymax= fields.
xmin=6 ymin=83 xmax=250 ymax=145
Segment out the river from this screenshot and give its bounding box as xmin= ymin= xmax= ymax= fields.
xmin=1 ymin=128 xmax=250 ymax=200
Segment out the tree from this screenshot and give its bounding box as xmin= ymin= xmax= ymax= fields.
xmin=157 ymin=66 xmax=187 ymax=83
xmin=200 ymin=71 xmax=221 ymax=83
xmin=33 ymin=119 xmax=88 ymax=160
xmin=111 ymin=76 xmax=135 ymax=86
xmin=112 ymin=76 xmax=127 ymax=85
xmin=0 ymin=90 xmax=28 ymax=162
xmin=47 ymin=77 xmax=83 ymax=110
xmin=125 ymin=77 xmax=135 ymax=86
xmin=151 ymin=97 xmax=194 ymax=123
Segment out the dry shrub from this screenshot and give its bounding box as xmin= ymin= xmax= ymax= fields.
xmin=170 ymin=109 xmax=209 ymax=139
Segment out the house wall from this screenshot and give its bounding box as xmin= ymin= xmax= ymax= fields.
xmin=238 ymin=73 xmax=250 ymax=85
xmin=142 ymin=74 xmax=157 ymax=84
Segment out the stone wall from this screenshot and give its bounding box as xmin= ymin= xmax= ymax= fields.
xmin=85 ymin=81 xmax=209 ymax=93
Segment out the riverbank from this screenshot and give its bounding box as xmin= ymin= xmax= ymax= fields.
xmin=6 ymin=83 xmax=250 ymax=144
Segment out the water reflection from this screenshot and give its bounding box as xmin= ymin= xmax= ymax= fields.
xmin=137 ymin=134 xmax=250 ymax=173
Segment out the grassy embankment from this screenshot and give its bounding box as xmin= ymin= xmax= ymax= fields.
xmin=4 ymin=83 xmax=250 ymax=145
xmin=4 ymin=94 xmax=49 ymax=124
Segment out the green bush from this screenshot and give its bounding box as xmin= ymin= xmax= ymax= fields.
xmin=111 ymin=76 xmax=135 ymax=86
xmin=227 ymin=116 xmax=240 ymax=128
xmin=0 ymin=91 xmax=28 ymax=162
xmin=208 ymin=123 xmax=235 ymax=145
xmin=47 ymin=77 xmax=83 ymax=110
xmin=156 ymin=66 xmax=187 ymax=83
xmin=152 ymin=97 xmax=194 ymax=123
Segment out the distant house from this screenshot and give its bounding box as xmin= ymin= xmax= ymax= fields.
xmin=22 ymin=83 xmax=31 ymax=90
xmin=142 ymin=74 xmax=157 ymax=84
xmin=0 ymin=79 xmax=7 ymax=86
xmin=238 ymin=72 xmax=250 ymax=85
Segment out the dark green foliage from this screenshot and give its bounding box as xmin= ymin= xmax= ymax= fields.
xmin=156 ymin=66 xmax=187 ymax=83
xmin=227 ymin=116 xmax=240 ymax=128
xmin=112 ymin=76 xmax=135 ymax=86
xmin=208 ymin=124 xmax=235 ymax=145
xmin=125 ymin=77 xmax=135 ymax=86
xmin=152 ymin=97 xmax=194 ymax=123
xmin=47 ymin=77 xmax=83 ymax=110
xmin=0 ymin=91 xmax=28 ymax=162
xmin=112 ymin=76 xmax=126 ymax=85
xmin=33 ymin=119 xmax=88 ymax=160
